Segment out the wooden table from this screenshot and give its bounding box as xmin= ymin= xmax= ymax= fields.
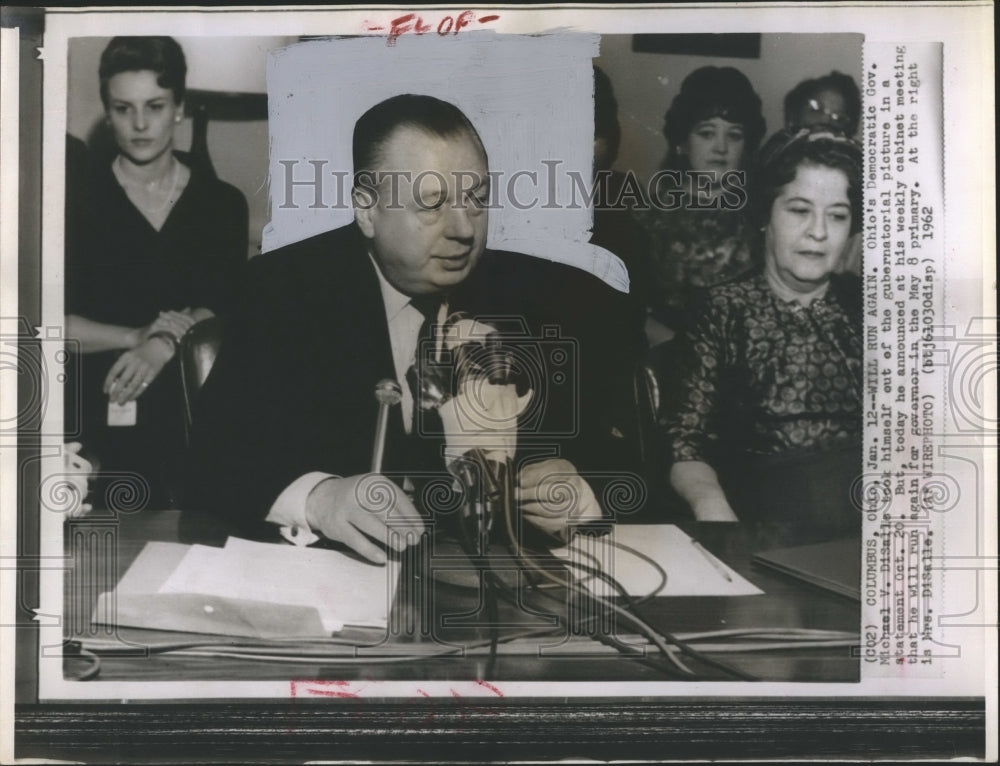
xmin=63 ymin=510 xmax=859 ymax=683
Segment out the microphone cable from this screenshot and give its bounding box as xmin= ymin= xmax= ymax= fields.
xmin=72 ymin=625 xmax=856 ymax=666
xmin=552 ymin=536 xmax=766 ymax=680
xmin=451 ymin=451 xmax=508 ymax=679
xmin=499 ymin=477 xmax=758 ymax=682
xmin=498 ymin=461 xmax=702 ymax=677
xmin=446 ymin=450 xmax=693 ymax=676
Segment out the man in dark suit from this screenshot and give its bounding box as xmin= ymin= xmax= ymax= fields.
xmin=186 ymin=94 xmax=638 ymax=562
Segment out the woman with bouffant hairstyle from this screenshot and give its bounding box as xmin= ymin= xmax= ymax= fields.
xmin=636 ymin=66 xmax=767 ymax=340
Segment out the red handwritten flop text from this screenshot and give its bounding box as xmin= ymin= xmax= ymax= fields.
xmin=290 ymin=679 xmax=506 ymax=700
xmin=364 ymin=11 xmax=501 ymax=45
xmin=288 ymin=680 xmax=506 ymax=729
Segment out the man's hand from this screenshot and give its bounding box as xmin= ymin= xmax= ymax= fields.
xmin=305 ymin=474 xmax=425 ymax=564
xmin=103 ymin=337 xmax=175 ymax=404
xmin=517 ymin=458 xmax=602 ymax=542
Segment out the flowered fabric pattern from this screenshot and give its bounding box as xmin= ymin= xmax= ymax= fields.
xmin=635 ymin=198 xmax=754 ymax=326
xmin=666 ymin=272 xmax=862 ymax=463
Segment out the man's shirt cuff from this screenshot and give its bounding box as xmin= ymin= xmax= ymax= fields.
xmin=265 ymin=471 xmax=335 ymax=546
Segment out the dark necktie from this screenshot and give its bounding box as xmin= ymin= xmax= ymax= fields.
xmin=405 ymin=297 xmax=446 ymax=484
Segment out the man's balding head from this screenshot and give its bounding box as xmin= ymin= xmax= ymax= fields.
xmin=353 ymin=94 xmax=488 ymax=190
xmin=352 ymin=95 xmax=490 ymax=297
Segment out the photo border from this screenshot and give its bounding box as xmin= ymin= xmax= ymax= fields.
xmin=3 ymin=3 xmax=994 ymax=761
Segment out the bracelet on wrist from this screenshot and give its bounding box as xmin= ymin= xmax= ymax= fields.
xmin=147 ymin=330 xmax=179 ymax=354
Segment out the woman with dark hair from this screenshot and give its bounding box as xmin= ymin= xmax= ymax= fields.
xmin=665 ymin=127 xmax=863 ymax=534
xmin=635 ymin=66 xmax=766 ymax=339
xmin=783 ymin=71 xmax=862 ymax=137
xmin=783 ymin=71 xmax=864 ymax=275
xmin=65 ymin=36 xmax=248 ymax=509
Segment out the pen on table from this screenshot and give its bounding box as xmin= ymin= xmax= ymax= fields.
xmin=690 ymin=539 xmax=733 ymax=582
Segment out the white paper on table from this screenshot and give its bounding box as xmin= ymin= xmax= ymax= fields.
xmin=158 ymin=537 xmax=399 ymax=632
xmin=156 ymin=543 xmax=228 ymax=594
xmin=551 ymin=524 xmax=763 ymax=598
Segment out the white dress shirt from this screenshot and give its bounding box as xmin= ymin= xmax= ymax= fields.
xmin=265 ymin=254 xmax=445 ymax=544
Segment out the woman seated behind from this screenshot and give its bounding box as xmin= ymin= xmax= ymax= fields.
xmin=783 ymin=70 xmax=862 ymax=138
xmin=635 ymin=66 xmax=767 ymax=340
xmin=665 ymin=128 xmax=863 ymax=535
xmin=65 ymin=37 xmax=248 ymax=509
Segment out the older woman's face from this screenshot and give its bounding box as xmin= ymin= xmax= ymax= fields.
xmin=681 ymin=117 xmax=745 ymax=178
xmin=106 ymin=70 xmax=181 ymax=166
xmin=764 ymin=163 xmax=852 ymax=292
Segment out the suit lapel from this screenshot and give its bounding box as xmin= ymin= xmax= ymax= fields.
xmin=331 ymin=229 xmax=409 ymax=473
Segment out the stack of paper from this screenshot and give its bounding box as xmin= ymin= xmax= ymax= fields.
xmin=159 ymin=538 xmax=398 ymax=632
xmin=93 ymin=538 xmax=399 ymax=638
xmin=551 ymin=524 xmax=763 ymax=598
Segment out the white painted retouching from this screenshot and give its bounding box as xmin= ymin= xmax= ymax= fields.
xmin=264 ymin=32 xmax=628 ymax=291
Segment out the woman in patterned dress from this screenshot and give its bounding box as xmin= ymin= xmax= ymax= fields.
xmin=665 ymin=128 xmax=863 ymax=533
xmin=635 ymin=66 xmax=767 ymax=340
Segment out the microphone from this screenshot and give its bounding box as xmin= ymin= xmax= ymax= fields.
xmin=371 ymin=379 xmax=402 ymax=473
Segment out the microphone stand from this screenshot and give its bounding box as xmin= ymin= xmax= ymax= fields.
xmin=371 ymin=379 xmax=402 ymax=474
xmin=410 ymin=321 xmax=522 ymax=677
xmin=447 ymin=450 xmax=513 ymax=556
xmin=447 ymin=449 xmax=514 ymax=678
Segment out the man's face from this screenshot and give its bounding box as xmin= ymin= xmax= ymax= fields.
xmin=355 ymin=126 xmax=489 ymax=296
